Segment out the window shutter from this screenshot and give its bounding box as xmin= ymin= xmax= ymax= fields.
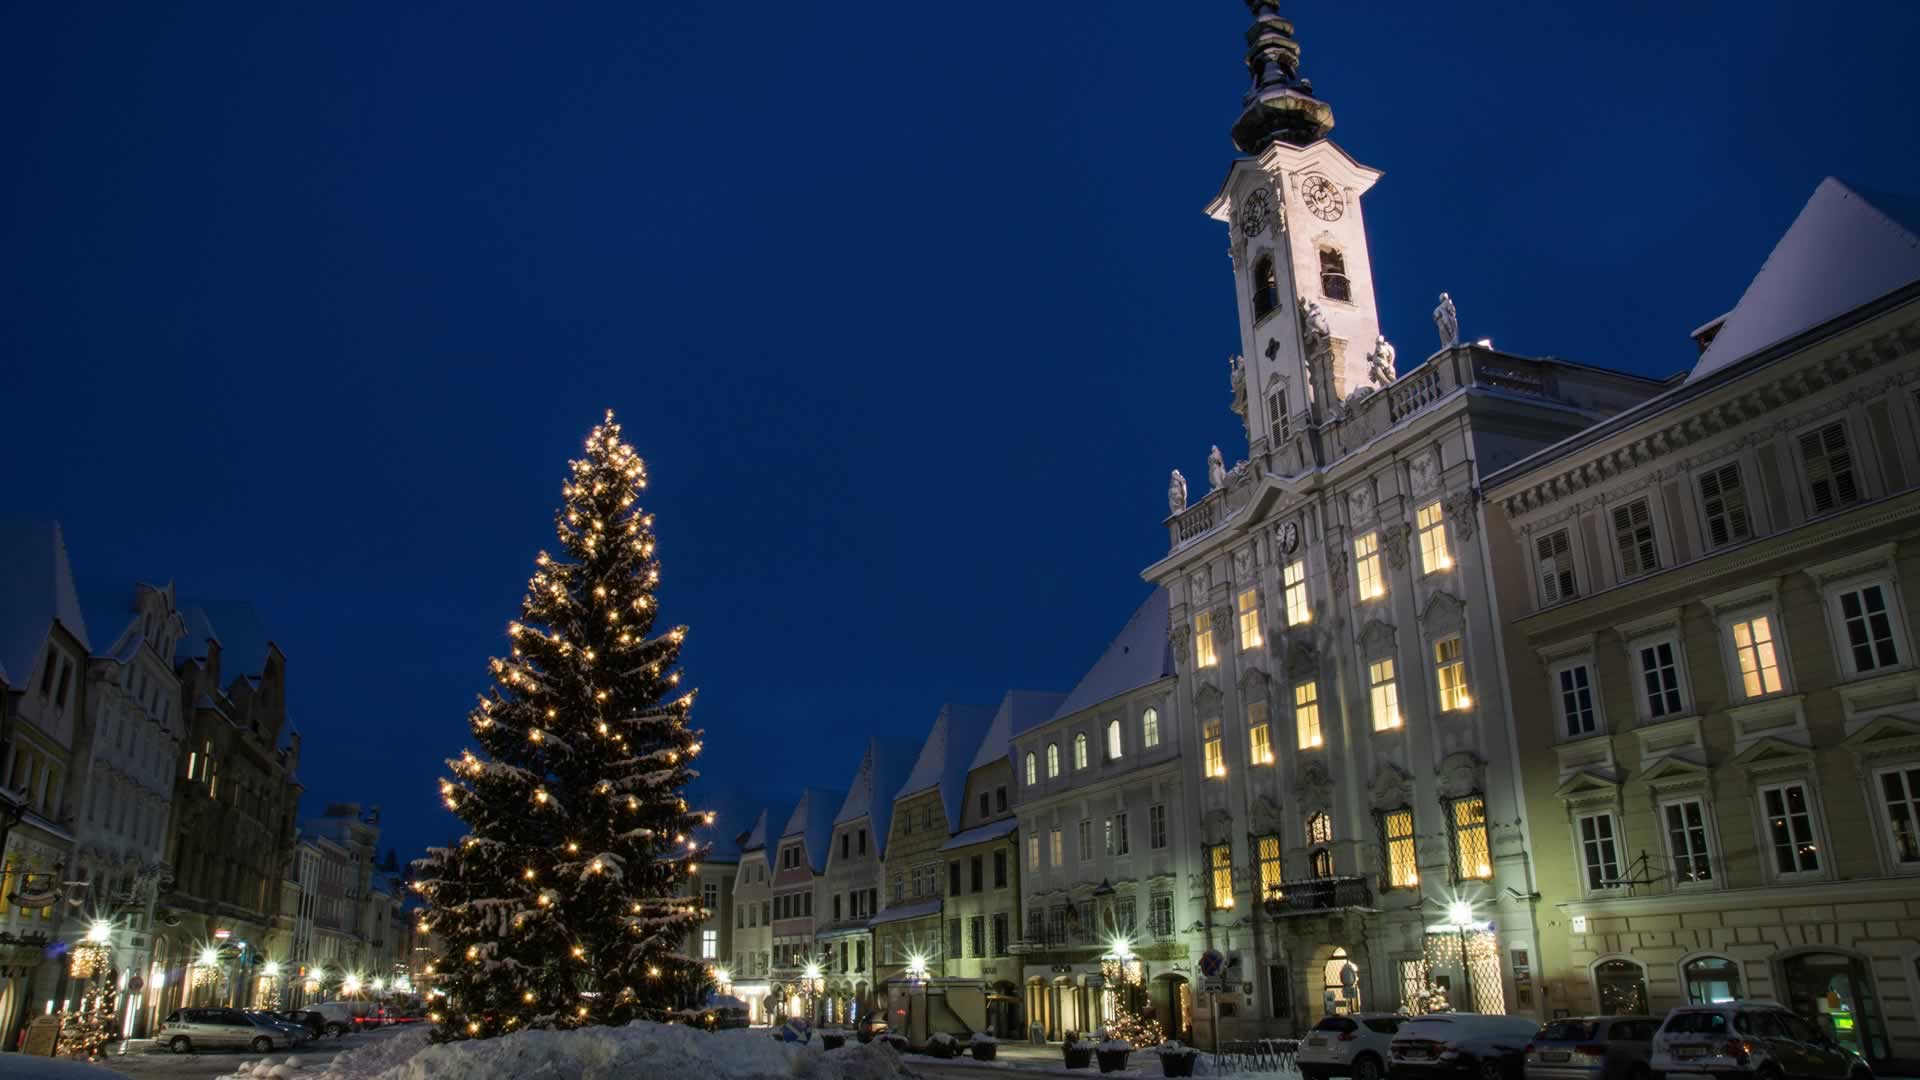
xmin=1613 ymin=499 xmax=1657 ymax=577
xmin=1800 ymin=422 xmax=1858 ymax=513
xmin=1536 ymin=528 xmax=1575 ymax=604
xmin=1698 ymin=464 xmax=1750 ymax=548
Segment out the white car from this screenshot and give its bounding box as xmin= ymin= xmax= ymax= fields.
xmin=1390 ymin=1013 xmax=1546 ymax=1080
xmin=1650 ymin=1002 xmax=1871 ymax=1080
xmin=1299 ymin=1012 xmax=1409 ymax=1080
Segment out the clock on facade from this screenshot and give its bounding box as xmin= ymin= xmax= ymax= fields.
xmin=1238 ymin=188 xmax=1273 ymax=237
xmin=1277 ymin=520 xmax=1300 ymax=555
xmin=1301 ymin=175 xmax=1343 ymax=221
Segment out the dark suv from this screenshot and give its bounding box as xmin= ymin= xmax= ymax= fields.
xmin=1650 ymin=1003 xmax=1871 ymax=1080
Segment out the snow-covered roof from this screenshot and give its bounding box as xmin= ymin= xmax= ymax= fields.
xmin=1690 ymin=178 xmax=1920 ymax=383
xmin=1052 ymin=589 xmax=1175 ymax=721
xmin=939 ymin=817 xmax=1019 ymax=851
xmin=868 ymin=898 xmax=942 ymax=927
xmin=897 ymin=702 xmax=997 ymax=833
xmin=779 ymin=788 xmax=845 ymax=875
xmin=740 ymin=809 xmax=770 ymax=853
xmin=980 ymin=689 xmax=1067 ymax=764
xmin=0 ymin=518 xmax=89 ymax=685
xmin=173 ymin=598 xmax=279 ymax=677
xmin=833 ymin=736 xmax=922 ymax=857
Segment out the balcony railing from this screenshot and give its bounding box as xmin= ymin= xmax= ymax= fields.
xmin=1261 ymin=875 xmax=1374 ymax=917
xmin=1321 ymin=272 xmax=1351 ymax=303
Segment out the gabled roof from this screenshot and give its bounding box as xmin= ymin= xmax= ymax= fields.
xmin=1052 ymin=589 xmax=1175 ymax=720
xmin=740 ymin=809 xmax=771 ymax=853
xmin=981 ymin=690 xmax=1067 ymax=763
xmin=0 ymin=519 xmax=90 ymax=684
xmin=173 ymin=598 xmax=280 ymax=677
xmin=897 ymin=702 xmax=998 ymax=833
xmin=834 ymin=737 xmax=922 ymax=856
xmin=780 ymin=788 xmax=845 ymax=875
xmin=1690 ymin=178 xmax=1920 ymax=382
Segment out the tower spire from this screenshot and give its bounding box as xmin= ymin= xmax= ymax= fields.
xmin=1231 ymin=1 xmax=1335 ymax=154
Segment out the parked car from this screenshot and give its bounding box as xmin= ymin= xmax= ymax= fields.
xmin=1391 ymin=1013 xmax=1545 ymax=1080
xmin=1526 ymin=1016 xmax=1658 ymax=1080
xmin=245 ymin=1010 xmax=310 ymax=1044
xmin=1300 ymin=1012 xmax=1408 ymax=1080
xmin=276 ymin=1010 xmax=327 ymax=1039
xmin=156 ymin=1008 xmax=295 ymax=1054
xmin=1650 ymin=1003 xmax=1872 ymax=1080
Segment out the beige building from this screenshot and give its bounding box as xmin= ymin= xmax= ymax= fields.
xmin=815 ymin=737 xmax=918 ymax=1024
xmin=1485 ymin=179 xmax=1920 ymax=1066
xmin=1145 ymin=3 xmax=1662 ymax=1042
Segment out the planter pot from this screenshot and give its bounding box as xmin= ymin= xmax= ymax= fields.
xmin=1162 ymin=1050 xmax=1199 ymax=1078
xmin=971 ymin=1043 xmax=999 ymax=1061
xmin=821 ymin=1034 xmax=845 ymax=1051
xmin=1064 ymin=1046 xmax=1094 ymax=1069
xmin=1096 ymin=1049 xmax=1131 ymax=1073
xmin=926 ymin=1042 xmax=958 ymax=1059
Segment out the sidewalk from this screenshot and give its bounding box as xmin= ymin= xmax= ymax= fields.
xmin=907 ymin=1042 xmax=1281 ymax=1079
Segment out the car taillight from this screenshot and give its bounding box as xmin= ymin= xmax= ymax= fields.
xmin=1722 ymin=1040 xmax=1751 ymax=1061
xmin=1523 ymin=1044 xmax=1535 ymax=1055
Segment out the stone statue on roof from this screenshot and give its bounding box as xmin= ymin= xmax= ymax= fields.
xmin=1168 ymin=469 xmax=1188 ymax=515
xmin=1367 ymin=335 xmax=1396 ymax=388
xmin=1434 ymin=292 xmax=1459 ymax=349
xmin=1207 ymin=446 xmax=1227 ymax=491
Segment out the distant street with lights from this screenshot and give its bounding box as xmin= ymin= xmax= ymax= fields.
xmin=96 ymin=1027 xmax=413 ymax=1079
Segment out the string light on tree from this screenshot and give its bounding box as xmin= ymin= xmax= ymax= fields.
xmin=413 ymin=411 xmax=713 ymax=1043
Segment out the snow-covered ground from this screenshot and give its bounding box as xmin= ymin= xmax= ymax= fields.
xmin=191 ymin=1022 xmax=909 ymax=1080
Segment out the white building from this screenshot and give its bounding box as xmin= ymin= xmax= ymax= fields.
xmin=1142 ymin=3 xmax=1662 ymax=1042
xmin=1013 ymin=590 xmax=1189 ymax=1040
xmin=816 ymin=737 xmax=918 ymax=1023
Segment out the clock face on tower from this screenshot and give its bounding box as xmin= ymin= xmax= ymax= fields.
xmin=1277 ymin=520 xmax=1300 ymax=555
xmin=1238 ymin=188 xmax=1273 ymax=237
xmin=1302 ymin=175 xmax=1344 ymax=221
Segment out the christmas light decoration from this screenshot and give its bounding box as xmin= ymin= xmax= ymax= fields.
xmin=414 ymin=410 xmax=713 ymax=1044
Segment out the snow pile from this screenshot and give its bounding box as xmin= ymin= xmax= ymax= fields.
xmin=219 ymin=1022 xmax=908 ymax=1080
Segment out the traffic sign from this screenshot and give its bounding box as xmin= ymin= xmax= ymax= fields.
xmin=1198 ymin=949 xmax=1226 ymax=977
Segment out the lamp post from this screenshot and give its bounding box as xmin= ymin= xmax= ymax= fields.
xmin=1444 ymin=900 xmax=1478 ymax=1014
xmin=802 ymin=962 xmax=822 ymax=1025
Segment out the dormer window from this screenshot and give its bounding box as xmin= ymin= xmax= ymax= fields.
xmin=1251 ymin=254 xmax=1280 ymax=321
xmin=1319 ymin=248 xmax=1350 ymax=302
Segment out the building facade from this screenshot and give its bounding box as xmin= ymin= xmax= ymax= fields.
xmin=816 ymin=737 xmax=916 ymax=1024
xmin=1142 ymin=4 xmax=1665 ymax=1041
xmin=1485 ymin=180 xmax=1920 ymax=1064
xmin=728 ymin=806 xmax=780 ymax=1021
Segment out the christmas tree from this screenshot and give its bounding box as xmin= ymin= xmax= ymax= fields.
xmin=413 ymin=410 xmax=712 ymax=1041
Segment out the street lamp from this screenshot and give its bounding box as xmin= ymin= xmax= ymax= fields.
xmin=801 ymin=962 xmax=822 ymax=1024
xmin=1437 ymin=899 xmax=1484 ymax=1013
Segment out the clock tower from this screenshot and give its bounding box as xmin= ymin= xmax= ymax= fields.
xmin=1208 ymin=1 xmax=1386 ymax=474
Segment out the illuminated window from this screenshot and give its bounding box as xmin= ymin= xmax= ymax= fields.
xmin=1450 ymin=796 xmax=1491 ymax=881
xmin=1024 ymin=753 xmax=1036 ymax=786
xmin=1434 ymin=637 xmax=1470 ymax=711
xmin=1027 ymin=832 xmax=1039 ymax=871
xmin=1310 ymin=848 xmax=1334 ymax=879
xmin=1194 ymin=611 xmax=1218 ymax=668
xmin=1417 ymin=502 xmax=1452 ymax=573
xmin=1237 ymin=587 xmax=1263 ymax=650
xmin=1368 ymin=659 xmax=1400 ymax=731
xmin=1354 ymin=532 xmax=1385 ymax=599
xmin=1307 ymin=812 xmax=1333 ymax=846
xmin=1730 ymin=615 xmax=1782 ymax=697
xmin=1207 ymin=844 xmax=1234 ymax=909
xmin=1073 ymin=733 xmax=1088 ymax=771
xmin=1046 ymin=743 xmax=1060 ymax=778
xmin=1256 ymin=835 xmax=1283 ymax=901
xmin=1049 ymin=827 xmax=1063 ymax=867
xmin=1248 ymin=701 xmax=1272 ymax=765
xmin=1141 ymin=707 xmax=1161 ymax=749
xmin=1381 ymin=809 xmax=1417 ymax=888
xmin=1294 ymin=681 xmax=1322 ymax=749
xmin=1284 ymin=559 xmax=1310 ymax=625
xmin=1203 ymin=719 xmax=1225 ymax=778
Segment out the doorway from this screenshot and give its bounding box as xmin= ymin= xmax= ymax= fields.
xmin=1780 ymin=952 xmax=1887 ymax=1062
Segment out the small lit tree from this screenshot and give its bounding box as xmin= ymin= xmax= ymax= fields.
xmin=1100 ymin=952 xmax=1162 ymax=1047
xmin=413 ymin=411 xmax=712 ymax=1041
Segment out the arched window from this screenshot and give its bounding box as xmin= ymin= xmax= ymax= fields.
xmin=1106 ymin=720 xmax=1123 ymax=759
xmin=1024 ymin=752 xmax=1037 ymax=787
xmin=1141 ymin=707 xmax=1161 ymax=749
xmin=1073 ymin=733 xmax=1088 ymax=770
xmin=1319 ymin=248 xmax=1351 ymax=302
xmin=1594 ymin=958 xmax=1649 ymax=1015
xmin=1683 ymin=956 xmax=1742 ymax=1004
xmin=1046 ymin=743 xmax=1060 ymax=778
xmin=1307 ymin=812 xmax=1333 ymax=845
xmin=1252 ymin=255 xmax=1280 ymax=320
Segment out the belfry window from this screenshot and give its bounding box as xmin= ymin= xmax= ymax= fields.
xmin=1319 ymin=248 xmax=1351 ymax=302
xmin=1252 ymin=255 xmax=1280 ymax=321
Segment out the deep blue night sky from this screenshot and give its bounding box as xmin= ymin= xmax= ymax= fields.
xmin=4 ymin=3 xmax=1916 ymax=864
